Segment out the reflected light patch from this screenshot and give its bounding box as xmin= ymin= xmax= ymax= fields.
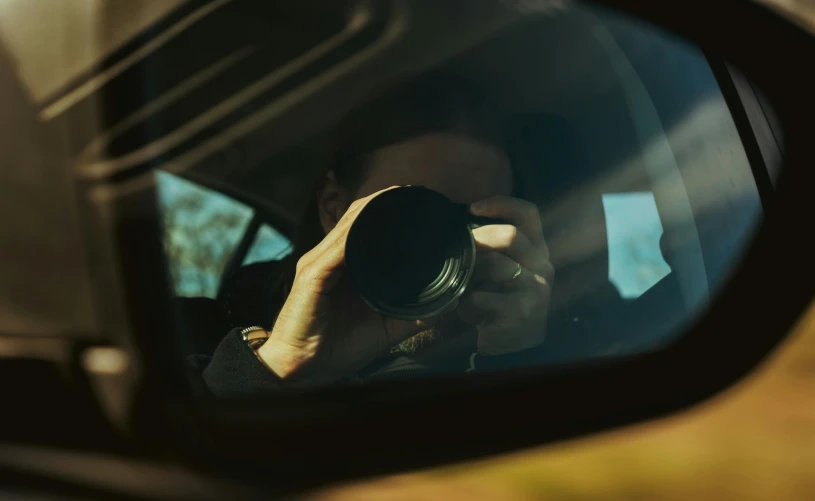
xmin=602 ymin=192 xmax=671 ymax=299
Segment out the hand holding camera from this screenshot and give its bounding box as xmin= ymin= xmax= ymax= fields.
xmin=258 ymin=187 xmax=443 ymax=382
xmin=258 ymin=186 xmax=553 ymax=381
xmin=463 ymin=195 xmax=554 ymax=356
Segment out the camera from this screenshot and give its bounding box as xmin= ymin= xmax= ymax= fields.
xmin=345 ymin=186 xmax=499 ymax=320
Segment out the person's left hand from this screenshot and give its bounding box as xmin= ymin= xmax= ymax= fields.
xmin=457 ymin=196 xmax=555 ymax=356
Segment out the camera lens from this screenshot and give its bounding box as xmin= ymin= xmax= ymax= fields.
xmin=345 ymin=186 xmax=476 ymax=320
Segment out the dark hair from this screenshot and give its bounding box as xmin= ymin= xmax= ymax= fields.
xmin=280 ymin=71 xmax=514 ymax=291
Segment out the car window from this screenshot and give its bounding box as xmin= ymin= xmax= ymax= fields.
xmin=155 ymin=171 xmax=292 ymax=298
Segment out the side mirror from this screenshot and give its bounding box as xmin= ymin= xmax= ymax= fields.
xmin=7 ymin=0 xmax=812 ymax=495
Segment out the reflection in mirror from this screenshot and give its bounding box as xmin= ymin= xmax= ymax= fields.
xmin=156 ymin=2 xmax=770 ymax=395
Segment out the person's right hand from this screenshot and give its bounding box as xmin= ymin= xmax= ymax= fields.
xmin=257 ymin=187 xmax=444 ymax=383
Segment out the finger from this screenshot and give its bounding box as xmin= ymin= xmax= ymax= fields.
xmin=295 ymin=186 xmax=401 ymax=282
xmin=314 ymin=185 xmax=401 ymax=253
xmin=535 ymin=259 xmax=556 ymax=288
xmin=472 ymin=257 xmax=554 ymax=297
xmin=470 ymin=196 xmax=545 ymax=247
xmin=298 ymin=187 xmax=401 ymax=264
xmin=472 ymin=224 xmax=549 ymax=275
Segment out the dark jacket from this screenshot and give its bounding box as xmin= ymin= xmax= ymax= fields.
xmin=186 ymin=327 xmax=434 ymax=396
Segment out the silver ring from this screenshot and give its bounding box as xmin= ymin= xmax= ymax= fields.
xmin=511 ymin=262 xmax=523 ymax=281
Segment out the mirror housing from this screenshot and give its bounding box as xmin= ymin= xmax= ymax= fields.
xmin=6 ymin=0 xmax=812 ymax=494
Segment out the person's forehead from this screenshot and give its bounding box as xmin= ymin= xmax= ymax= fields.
xmin=362 ymin=133 xmax=513 ymax=204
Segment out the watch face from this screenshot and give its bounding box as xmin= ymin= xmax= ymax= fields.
xmin=241 ymin=327 xmax=270 ymax=349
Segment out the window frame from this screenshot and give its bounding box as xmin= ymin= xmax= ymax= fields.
xmin=704 ymin=54 xmax=780 ymax=206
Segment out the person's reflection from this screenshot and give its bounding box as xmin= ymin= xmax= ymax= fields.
xmin=187 ymin=73 xmax=555 ymax=395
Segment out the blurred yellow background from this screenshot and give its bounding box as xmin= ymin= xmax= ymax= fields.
xmin=308 ymin=300 xmax=815 ymax=500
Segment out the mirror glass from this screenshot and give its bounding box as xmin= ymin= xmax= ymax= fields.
xmin=153 ymin=1 xmax=777 ymax=395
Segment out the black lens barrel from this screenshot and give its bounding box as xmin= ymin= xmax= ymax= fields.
xmin=345 ymin=186 xmax=480 ymax=320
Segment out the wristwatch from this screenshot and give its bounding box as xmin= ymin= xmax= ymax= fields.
xmin=240 ymin=325 xmax=271 ymax=350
